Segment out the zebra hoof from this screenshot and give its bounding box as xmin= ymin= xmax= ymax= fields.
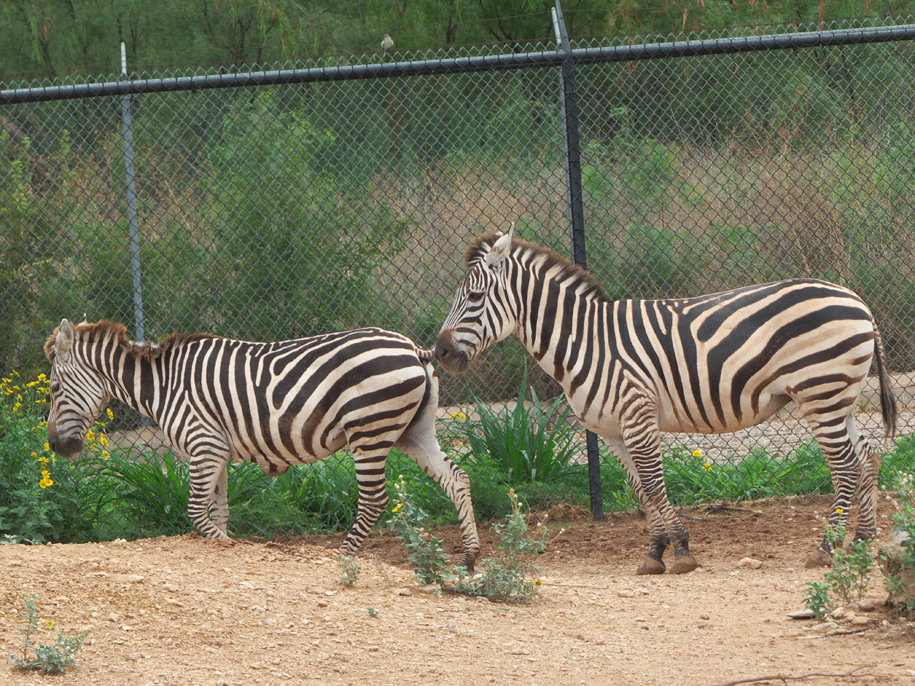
xmin=460 ymin=554 xmax=476 ymax=574
xmin=805 ymin=548 xmax=833 ymax=568
xmin=670 ymin=555 xmax=699 ymax=574
xmin=636 ymin=557 xmax=666 ymax=575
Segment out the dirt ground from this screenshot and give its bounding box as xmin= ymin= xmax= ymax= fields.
xmin=1 ymin=497 xmax=913 ymax=686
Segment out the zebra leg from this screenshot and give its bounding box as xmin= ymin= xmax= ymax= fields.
xmin=805 ymin=416 xmax=862 ymax=568
xmin=852 ymin=441 xmax=882 ymax=543
xmin=339 ymin=440 xmax=394 ymax=555
xmin=207 ymin=461 xmax=230 ymax=537
xmin=603 ymin=433 xmax=697 ymax=575
xmin=395 ymin=416 xmax=481 ymax=571
xmin=188 ymin=454 xmax=232 ymax=540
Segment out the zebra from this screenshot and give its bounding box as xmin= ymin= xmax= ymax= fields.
xmin=434 ymin=224 xmax=896 ymax=574
xmin=45 ymin=319 xmax=481 ymax=569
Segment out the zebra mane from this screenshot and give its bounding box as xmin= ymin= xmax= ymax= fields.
xmin=45 ymin=320 xmax=219 ymax=363
xmin=465 ymin=232 xmax=608 ymax=301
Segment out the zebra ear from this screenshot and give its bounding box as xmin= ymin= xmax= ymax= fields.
xmin=485 ymin=222 xmax=514 ymax=267
xmin=55 ymin=319 xmax=75 ymax=360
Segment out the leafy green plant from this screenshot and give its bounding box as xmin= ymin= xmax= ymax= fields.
xmin=879 ymin=474 xmax=915 ymax=618
xmin=100 ymin=448 xmax=193 ymax=538
xmin=445 ymin=369 xmax=578 ymax=484
xmin=8 ymin=595 xmax=89 ymax=674
xmin=803 ymin=525 xmax=876 ymax=619
xmin=387 ymin=475 xmax=452 ymax=585
xmin=0 ymin=372 xmax=107 ymax=543
xmin=452 ymin=489 xmax=547 ymax=604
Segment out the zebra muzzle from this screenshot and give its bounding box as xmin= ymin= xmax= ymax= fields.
xmin=434 ymin=333 xmax=470 ymax=373
xmin=48 ymin=434 xmax=84 ymax=458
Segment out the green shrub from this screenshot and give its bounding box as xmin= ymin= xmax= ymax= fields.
xmin=0 ymin=372 xmax=105 ymax=543
xmin=444 ymin=368 xmax=578 ymax=484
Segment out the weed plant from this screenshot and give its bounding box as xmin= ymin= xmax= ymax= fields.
xmin=387 ymin=475 xmax=453 ymax=585
xmin=452 ymin=489 xmax=548 ymax=604
xmin=803 ymin=526 xmax=876 ymax=620
xmin=337 ymin=556 xmax=361 ymax=587
xmin=8 ymin=595 xmax=89 ymax=674
xmin=880 ymin=473 xmax=915 ymax=618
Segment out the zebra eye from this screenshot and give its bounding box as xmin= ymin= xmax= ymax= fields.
xmin=467 ymin=291 xmax=485 ymax=302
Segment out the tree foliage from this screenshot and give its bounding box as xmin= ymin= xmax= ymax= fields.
xmin=1 ymin=0 xmax=911 ymax=79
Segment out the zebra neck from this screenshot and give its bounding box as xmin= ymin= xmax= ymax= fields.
xmin=89 ymin=343 xmax=165 ymax=423
xmin=514 ymin=263 xmax=606 ymax=387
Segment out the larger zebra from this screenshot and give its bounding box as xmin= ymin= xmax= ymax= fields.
xmin=435 ymin=225 xmax=896 ymax=574
xmin=45 ymin=319 xmax=481 ymax=568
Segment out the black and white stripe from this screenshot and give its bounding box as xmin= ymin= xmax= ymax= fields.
xmin=45 ymin=320 xmax=481 ymax=567
xmin=435 ymin=225 xmax=896 ymax=574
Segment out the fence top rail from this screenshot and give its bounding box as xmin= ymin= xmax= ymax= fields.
xmin=3 ymin=23 xmax=915 ymax=105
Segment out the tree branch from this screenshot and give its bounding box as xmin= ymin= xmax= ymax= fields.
xmin=709 ymin=664 xmax=878 ymax=686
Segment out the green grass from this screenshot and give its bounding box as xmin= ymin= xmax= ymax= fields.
xmin=2 ymin=369 xmax=912 ymax=544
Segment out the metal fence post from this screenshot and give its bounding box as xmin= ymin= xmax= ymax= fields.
xmin=119 ymin=43 xmax=146 ymax=343
xmin=552 ymin=1 xmax=604 ymax=522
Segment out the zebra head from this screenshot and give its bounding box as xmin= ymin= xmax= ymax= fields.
xmin=44 ymin=319 xmax=110 ymax=458
xmin=435 ymin=223 xmax=516 ymax=373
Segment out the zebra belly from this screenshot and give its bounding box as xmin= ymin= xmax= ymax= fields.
xmin=240 ymin=433 xmax=348 ymax=476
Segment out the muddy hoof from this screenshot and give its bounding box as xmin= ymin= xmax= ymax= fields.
xmin=805 ymin=548 xmax=833 ymax=568
xmin=636 ymin=557 xmax=666 ymax=575
xmin=670 ymin=555 xmax=699 ymax=574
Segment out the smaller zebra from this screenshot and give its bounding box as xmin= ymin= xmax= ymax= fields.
xmin=45 ymin=319 xmax=481 ymax=568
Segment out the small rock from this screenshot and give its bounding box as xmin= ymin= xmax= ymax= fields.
xmin=416 ymin=584 xmax=440 ymax=595
xmin=617 ymin=589 xmax=635 ymax=598
xmin=396 ymin=589 xmax=411 ymax=597
xmin=120 ymin=625 xmax=134 ymax=631
xmin=786 ymin=609 xmax=817 ymax=620
xmin=832 ymin=607 xmax=847 ymax=619
xmin=850 ymin=616 xmax=871 ymax=626
xmin=316 ymin=601 xmax=329 ymax=608
xmin=843 ymin=611 xmax=856 ymax=622
xmin=857 ymin=599 xmax=877 ymax=612
xmin=699 ymin=614 xmax=710 ymax=621
xmin=812 ymin=621 xmax=838 ymax=632
xmin=738 ymin=557 xmax=763 ymax=569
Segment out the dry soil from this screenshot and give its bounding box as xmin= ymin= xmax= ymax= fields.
xmin=1 ymin=497 xmax=913 ymax=686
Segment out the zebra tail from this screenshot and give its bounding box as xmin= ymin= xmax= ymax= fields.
xmin=873 ymin=319 xmax=898 ymax=442
xmin=416 ymin=346 xmax=436 ymax=361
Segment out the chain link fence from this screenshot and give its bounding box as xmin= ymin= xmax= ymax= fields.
xmin=2 ymin=9 xmax=914 ymax=542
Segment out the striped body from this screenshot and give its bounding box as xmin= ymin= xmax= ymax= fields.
xmin=436 ymin=227 xmax=896 ymax=574
xmin=46 ymin=321 xmax=480 ymax=567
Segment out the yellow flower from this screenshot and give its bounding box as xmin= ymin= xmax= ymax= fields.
xmin=451 ymin=411 xmax=467 ymax=420
xmin=99 ymin=433 xmax=109 ymax=447
xmin=392 ymin=503 xmax=403 ymax=513
xmin=835 ymin=508 xmax=844 ymax=514
xmin=703 ymin=463 xmax=713 ymax=472
xmin=46 ymin=620 xmax=55 ymax=627
xmin=692 ymin=449 xmax=703 ymax=458
xmin=533 ymin=579 xmax=542 ymax=587
xmin=102 ymin=450 xmax=110 ymax=460
xmin=86 ymin=428 xmax=95 ymax=442
xmin=44 ymin=442 xmax=50 ymax=452
xmin=39 ymin=470 xmax=54 ymax=488
xmin=12 ymin=403 xmax=20 ymax=412
xmin=106 ymin=408 xmax=114 ymax=421
xmin=30 ymin=452 xmax=37 ymax=458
